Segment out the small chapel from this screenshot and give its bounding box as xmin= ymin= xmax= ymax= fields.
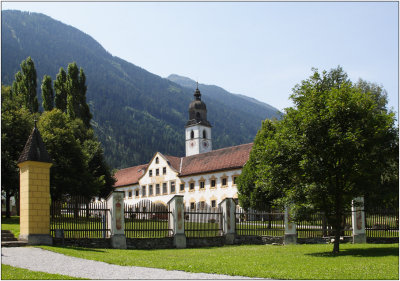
xmin=114 ymin=85 xmax=253 ymax=209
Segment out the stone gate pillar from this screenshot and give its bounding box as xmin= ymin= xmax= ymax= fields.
xmin=168 ymin=195 xmax=186 ymax=248
xmin=284 ymin=205 xmax=297 ymax=245
xmin=106 ymin=191 xmax=127 ymax=249
xmin=17 ymin=124 xmax=53 ymax=245
xmin=219 ymin=198 xmax=236 ymax=244
xmin=352 ymin=197 xmax=366 ymax=243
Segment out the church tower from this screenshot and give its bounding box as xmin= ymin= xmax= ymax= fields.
xmin=185 ymin=84 xmax=212 ymax=157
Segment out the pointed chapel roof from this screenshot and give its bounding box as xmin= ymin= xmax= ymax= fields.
xmin=17 ymin=125 xmax=52 ymax=164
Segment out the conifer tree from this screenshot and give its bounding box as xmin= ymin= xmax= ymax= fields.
xmin=41 ymin=75 xmax=54 ymax=111
xmin=66 ymin=62 xmax=80 ymax=120
xmin=54 ymin=67 xmax=68 ymax=112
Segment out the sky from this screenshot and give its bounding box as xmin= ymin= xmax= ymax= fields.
xmin=2 ymin=1 xmax=399 ymax=114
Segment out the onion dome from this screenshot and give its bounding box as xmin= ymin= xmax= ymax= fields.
xmin=186 ymin=83 xmax=211 ymax=127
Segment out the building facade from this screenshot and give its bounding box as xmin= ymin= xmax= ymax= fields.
xmin=114 ymin=85 xmax=253 ymax=209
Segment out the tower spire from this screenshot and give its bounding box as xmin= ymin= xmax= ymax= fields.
xmin=194 ymin=82 xmax=201 ymax=101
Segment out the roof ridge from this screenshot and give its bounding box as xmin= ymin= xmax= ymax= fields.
xmin=184 ymin=142 xmax=253 ymax=159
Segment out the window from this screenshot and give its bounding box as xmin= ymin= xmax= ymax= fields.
xmin=200 ymin=201 xmax=205 ymax=209
xmin=222 ymin=177 xmax=227 ymax=187
xmin=190 ymin=130 xmax=194 ymax=139
xmin=135 ymin=189 xmax=139 ymax=197
xmin=203 ymin=130 xmax=207 ymax=139
xmin=163 ymin=167 xmax=166 ymax=175
xmin=190 ymin=202 xmax=196 ymax=210
xmin=149 ymin=185 xmax=153 ymax=196
xmin=211 ymin=200 xmax=216 ymax=208
xmin=180 ymin=183 xmax=185 ymax=192
xmin=189 ymin=182 xmax=195 ymax=191
xmin=156 ymin=184 xmax=160 ymax=195
xmin=156 ymin=168 xmax=159 ymax=176
xmin=155 ymin=157 xmax=159 ymax=164
xmin=196 ymin=112 xmax=201 ymax=119
xmin=211 ymin=179 xmax=216 ymax=188
xmin=199 ymin=180 xmax=205 ymax=190
xmin=149 ymin=170 xmax=153 ymax=177
xmin=128 ymin=191 xmax=132 ymax=198
xmin=170 ymin=181 xmax=176 ymax=193
xmin=163 ymin=182 xmax=167 ymax=194
xmin=142 ymin=186 xmax=146 ymax=197
xmin=233 ymin=176 xmax=238 ymax=185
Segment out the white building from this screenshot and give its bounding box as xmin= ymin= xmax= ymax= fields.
xmin=114 ymin=85 xmax=253 ymax=209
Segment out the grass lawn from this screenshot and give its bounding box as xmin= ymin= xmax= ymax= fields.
xmin=1 ymin=216 xmax=20 ymax=237
xmin=1 ymin=264 xmax=86 ymax=280
xmin=39 ymin=243 xmax=399 ymax=279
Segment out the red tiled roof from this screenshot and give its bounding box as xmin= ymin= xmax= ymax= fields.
xmin=114 ymin=164 xmax=148 ymax=187
xmin=179 ymin=143 xmax=253 ymax=176
xmin=113 ymin=143 xmax=253 ymax=186
xmin=164 ymin=155 xmax=181 ymax=172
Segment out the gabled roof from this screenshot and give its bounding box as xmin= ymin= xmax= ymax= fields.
xmin=18 ymin=126 xmax=52 ymax=164
xmin=179 ymin=143 xmax=253 ymax=176
xmin=114 ymin=164 xmax=148 ymax=187
xmin=113 ymin=143 xmax=253 ymax=187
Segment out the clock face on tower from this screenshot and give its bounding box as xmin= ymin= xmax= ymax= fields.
xmin=202 ymin=140 xmax=209 ymax=148
xmin=189 ymin=141 xmax=195 ymax=147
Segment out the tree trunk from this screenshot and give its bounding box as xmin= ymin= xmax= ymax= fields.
xmin=333 ymin=225 xmax=341 ymax=254
xmin=5 ymin=190 xmax=11 ymax=218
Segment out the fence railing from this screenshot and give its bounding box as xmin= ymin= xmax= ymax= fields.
xmin=124 ymin=200 xmax=172 ymax=238
xmin=365 ymin=208 xmax=399 ymax=238
xmin=50 ymin=196 xmax=109 ymax=238
xmin=184 ymin=204 xmax=222 ymax=238
xmin=235 ymin=207 xmax=284 ymax=236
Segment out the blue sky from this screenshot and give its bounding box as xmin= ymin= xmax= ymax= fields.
xmin=2 ymin=2 xmax=398 ymax=114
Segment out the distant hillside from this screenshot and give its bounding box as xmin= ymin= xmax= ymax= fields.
xmin=2 ymin=10 xmax=282 ymax=169
xmin=167 ymin=74 xmax=281 ymax=121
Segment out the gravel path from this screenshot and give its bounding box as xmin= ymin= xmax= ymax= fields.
xmin=1 ymin=247 xmax=258 ymax=280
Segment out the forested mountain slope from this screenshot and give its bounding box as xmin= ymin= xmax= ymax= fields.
xmin=2 ymin=10 xmax=281 ymax=169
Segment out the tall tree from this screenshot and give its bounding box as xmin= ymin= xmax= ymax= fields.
xmin=238 ymin=66 xmax=398 ymax=253
xmin=41 ymin=75 xmax=54 ymax=111
xmin=78 ymin=68 xmax=92 ymax=128
xmin=1 ymin=85 xmax=35 ymax=217
xmin=54 ymin=67 xmax=68 ymax=112
xmin=11 ymin=57 xmax=39 ymax=113
xmin=66 ymin=62 xmax=80 ymax=120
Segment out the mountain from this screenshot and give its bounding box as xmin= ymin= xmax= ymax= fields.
xmin=1 ymin=10 xmax=282 ymax=169
xmin=167 ymin=74 xmax=281 ymax=121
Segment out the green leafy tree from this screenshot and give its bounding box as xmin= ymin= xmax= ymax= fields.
xmin=41 ymin=75 xmax=54 ymax=111
xmin=1 ymin=85 xmax=35 ymax=217
xmin=66 ymin=62 xmax=80 ymax=120
xmin=38 ymin=110 xmax=94 ymax=200
xmin=11 ymin=57 xmax=39 ymax=113
xmin=54 ymin=67 xmax=68 ymax=112
xmin=78 ymin=68 xmax=92 ymax=128
xmin=238 ymin=66 xmax=398 ymax=253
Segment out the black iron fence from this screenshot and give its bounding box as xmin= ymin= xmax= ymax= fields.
xmin=365 ymin=208 xmax=399 ymax=238
xmin=50 ymin=196 xmax=109 ymax=238
xmin=184 ymin=203 xmax=222 ymax=238
xmin=235 ymin=206 xmax=284 ymax=236
xmin=124 ymin=200 xmax=172 ymax=238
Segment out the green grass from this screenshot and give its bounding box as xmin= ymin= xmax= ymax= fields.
xmin=39 ymin=244 xmax=399 ymax=279
xmin=1 ymin=264 xmax=86 ymax=280
xmin=1 ymin=216 xmax=20 ymax=237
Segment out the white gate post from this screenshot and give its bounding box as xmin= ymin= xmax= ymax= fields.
xmin=219 ymin=198 xmax=236 ymax=244
xmin=106 ymin=191 xmax=127 ymax=249
xmin=284 ymin=205 xmax=297 ymax=244
xmin=168 ymin=195 xmax=186 ymax=248
xmin=352 ymin=197 xmax=366 ymax=243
